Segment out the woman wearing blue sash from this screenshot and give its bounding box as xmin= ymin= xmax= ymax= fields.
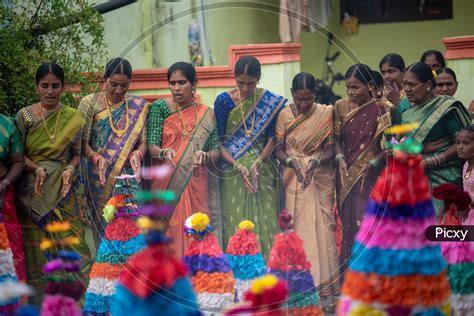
xmin=78 ymin=58 xmax=149 ymax=239
xmin=214 ymin=56 xmax=287 ymax=257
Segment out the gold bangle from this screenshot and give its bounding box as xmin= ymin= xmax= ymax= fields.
xmin=1 ymin=179 xmax=11 ymax=189
xmin=335 ymin=153 xmax=346 ymax=161
xmin=63 ymin=164 xmax=75 ymax=175
xmin=438 ymin=153 xmax=446 ymax=165
xmin=285 ymin=156 xmax=295 ymax=166
xmin=34 ymin=165 xmax=46 ymax=175
xmin=88 ymin=151 xmax=97 ymax=161
xmin=203 ymin=151 xmax=210 ymax=163
xmin=309 ymin=157 xmax=321 ymax=165
xmin=159 ymin=148 xmax=169 ymax=160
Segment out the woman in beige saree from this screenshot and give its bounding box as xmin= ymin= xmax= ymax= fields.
xmin=275 ymin=73 xmax=340 ymax=311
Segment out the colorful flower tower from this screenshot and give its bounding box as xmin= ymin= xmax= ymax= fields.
xmin=39 ymin=222 xmax=85 ymax=316
xmin=0 ymin=213 xmax=20 ymax=314
xmin=183 ymin=212 xmax=235 ymax=315
xmin=267 ymin=210 xmax=323 ymax=315
xmin=83 ymin=194 xmax=146 ymax=315
xmin=338 ymin=129 xmax=452 ymax=315
xmin=433 ymin=183 xmax=474 ymax=315
xmin=224 ymin=274 xmax=288 ymax=316
xmin=112 ymin=204 xmax=200 ymax=316
xmin=225 ymin=220 xmax=266 ymax=301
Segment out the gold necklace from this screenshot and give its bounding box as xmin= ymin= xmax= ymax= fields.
xmin=105 ymin=93 xmax=129 ymax=138
xmin=465 ymin=168 xmax=472 ymax=179
xmin=40 ymin=103 xmax=58 ymax=113
xmin=39 ymin=103 xmax=61 ymax=143
xmin=176 ymin=102 xmax=198 ymax=138
xmin=237 ymin=89 xmax=257 ymax=137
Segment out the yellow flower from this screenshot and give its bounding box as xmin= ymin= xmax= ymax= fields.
xmin=103 ymin=205 xmax=117 ymax=223
xmin=45 ymin=221 xmax=71 ymax=233
xmin=190 ymin=212 xmax=210 ymax=232
xmin=40 ymin=239 xmax=54 ymax=250
xmin=238 ymin=220 xmax=255 ymax=231
xmin=137 ymin=217 xmax=154 ymax=229
xmin=384 ymin=123 xmax=419 ymax=135
xmin=349 ymin=305 xmax=386 ymax=316
xmin=63 ymin=237 xmax=80 ymax=246
xmin=137 ymin=217 xmax=165 ymax=231
xmin=250 ymin=274 xmax=278 ymax=295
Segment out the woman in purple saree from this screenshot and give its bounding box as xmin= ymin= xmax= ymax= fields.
xmin=334 ymin=64 xmax=392 ymax=273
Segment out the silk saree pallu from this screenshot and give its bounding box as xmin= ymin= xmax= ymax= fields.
xmin=80 ymin=94 xmax=149 ymax=232
xmin=219 ymin=88 xmax=287 ymax=258
xmin=401 ymin=95 xmax=471 ymax=215
xmin=279 ymin=104 xmax=340 ymax=295
xmin=151 ymin=101 xmax=217 ymax=257
xmin=335 ymin=99 xmax=391 ymax=271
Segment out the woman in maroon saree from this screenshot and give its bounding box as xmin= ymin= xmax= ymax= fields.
xmin=334 ymin=64 xmax=392 ymax=273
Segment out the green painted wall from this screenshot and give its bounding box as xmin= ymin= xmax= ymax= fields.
xmin=97 ymin=0 xmax=472 ymax=102
xmin=300 ymin=0 xmax=474 ymax=96
xmin=204 ymin=0 xmax=280 ymax=65
xmin=98 ymin=0 xmax=280 ymax=68
xmin=132 ymin=61 xmax=299 ymax=107
xmin=448 ymin=58 xmax=474 ymax=106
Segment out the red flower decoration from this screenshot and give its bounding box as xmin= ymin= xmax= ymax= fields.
xmin=184 ymin=233 xmax=223 ymax=257
xmin=120 ymin=244 xmax=187 ymax=299
xmin=267 ymin=232 xmax=311 ymax=272
xmin=105 ymin=217 xmax=140 ymax=242
xmin=226 ymin=229 xmax=261 ymax=256
xmin=371 ymin=155 xmax=431 ymax=206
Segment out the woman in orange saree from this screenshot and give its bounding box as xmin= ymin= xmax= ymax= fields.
xmin=334 ymin=64 xmax=392 ymax=274
xmin=275 ymin=73 xmax=340 ymax=308
xmin=147 ymin=62 xmax=219 ymax=258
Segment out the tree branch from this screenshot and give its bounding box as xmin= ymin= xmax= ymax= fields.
xmin=30 ymin=0 xmax=136 ymax=36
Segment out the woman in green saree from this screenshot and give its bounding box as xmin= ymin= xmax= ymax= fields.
xmin=435 ymin=67 xmax=458 ymax=97
xmin=15 ymin=63 xmax=92 ymax=303
xmin=78 ymin=58 xmax=149 ymax=238
xmin=401 ymin=62 xmax=471 ymax=215
xmin=214 ymin=56 xmax=287 ymax=257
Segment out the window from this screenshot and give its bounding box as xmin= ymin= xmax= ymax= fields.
xmin=340 ymin=0 xmax=453 ymax=24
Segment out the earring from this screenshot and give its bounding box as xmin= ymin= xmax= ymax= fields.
xmin=191 ymin=87 xmax=196 ymax=102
